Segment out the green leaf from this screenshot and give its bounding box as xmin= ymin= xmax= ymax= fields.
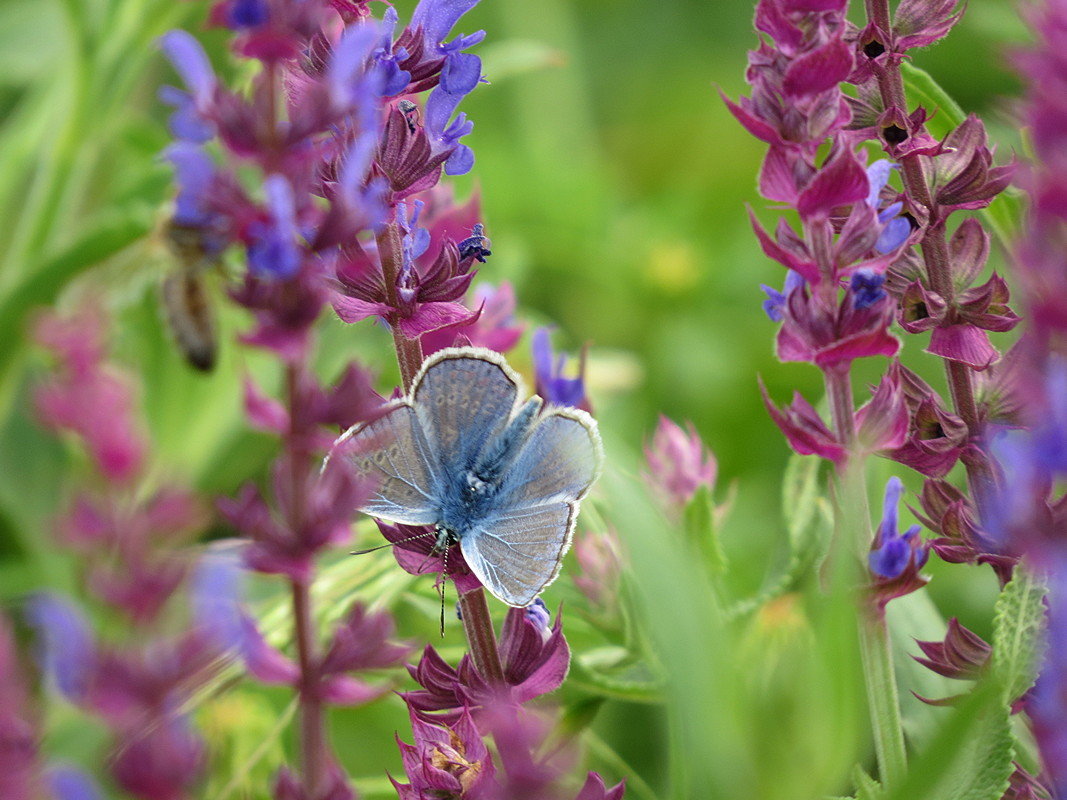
xmin=884 ymin=681 xmax=1014 ymax=800
xmin=683 ymin=484 xmax=727 ymax=574
xmin=724 ymin=454 xmax=831 ymax=618
xmin=899 ymin=61 xmax=1024 ymax=245
xmin=853 ymin=765 xmax=884 ymax=800
xmin=992 ymin=567 xmax=1048 ymax=704
xmin=900 ymin=62 xmax=966 ymax=132
xmin=783 ymin=450 xmax=821 ymax=554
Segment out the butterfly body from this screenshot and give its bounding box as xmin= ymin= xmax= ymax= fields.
xmin=337 ymin=348 xmax=602 ymax=607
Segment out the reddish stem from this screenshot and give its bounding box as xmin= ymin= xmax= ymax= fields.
xmin=863 ymin=0 xmax=995 ymax=507
xmin=285 ymin=362 xmax=328 ymax=796
xmin=376 ymin=217 xmax=507 ymax=686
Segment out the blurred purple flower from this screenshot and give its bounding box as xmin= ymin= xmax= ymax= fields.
xmin=0 ymin=614 xmax=45 ymax=800
xmin=225 ymin=0 xmax=270 ymax=30
xmin=34 ymin=306 xmax=147 ymax=484
xmin=575 ymin=772 xmax=627 ymax=800
xmin=532 ymin=328 xmax=590 ymax=412
xmin=273 ymin=762 xmax=355 ymax=800
xmin=110 ymin=718 xmax=205 ymax=800
xmin=48 ymin=766 xmax=103 ymax=800
xmin=574 ymin=529 xmax=624 ymax=610
xmin=247 ymin=175 xmax=302 ymax=279
xmin=643 ymin=416 xmax=717 ymax=510
xmin=25 ymin=594 xmax=96 ymax=701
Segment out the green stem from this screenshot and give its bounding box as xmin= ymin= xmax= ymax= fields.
xmin=858 ymin=599 xmax=909 ymax=788
xmin=824 ymin=369 xmax=908 ymax=788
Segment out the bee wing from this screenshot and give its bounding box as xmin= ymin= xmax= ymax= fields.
xmin=336 ymin=402 xmax=440 ymax=525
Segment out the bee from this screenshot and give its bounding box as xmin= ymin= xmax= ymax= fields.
xmin=160 ymin=219 xmax=220 ymax=372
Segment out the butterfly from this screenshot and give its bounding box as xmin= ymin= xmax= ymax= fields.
xmin=336 ymin=347 xmax=602 ymax=607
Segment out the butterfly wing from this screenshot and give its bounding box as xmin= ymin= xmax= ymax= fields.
xmin=411 ymin=348 xmax=521 ymax=474
xmin=461 ymin=502 xmax=576 ymax=607
xmin=496 ymin=407 xmax=603 ymax=509
xmin=461 ymin=407 xmax=603 ymax=606
xmin=336 ymin=402 xmax=440 ymax=525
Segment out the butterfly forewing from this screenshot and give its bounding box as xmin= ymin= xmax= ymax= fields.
xmin=496 ymin=409 xmax=602 ymax=510
xmin=461 ymin=503 xmax=576 ymax=607
xmin=341 ymin=403 xmax=440 ymax=525
xmin=412 ymin=350 xmax=520 ymax=473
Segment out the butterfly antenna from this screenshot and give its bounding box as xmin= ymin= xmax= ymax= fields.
xmin=438 ymin=545 xmax=449 ymax=638
xmin=350 ymin=529 xmax=437 ymax=556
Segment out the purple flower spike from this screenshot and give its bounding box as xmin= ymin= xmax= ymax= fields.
xmin=25 ymin=594 xmax=96 ymax=701
xmin=532 ymin=328 xmax=590 ymax=411
xmin=247 ymin=175 xmax=302 ymax=279
xmin=159 ymin=31 xmax=217 ymax=105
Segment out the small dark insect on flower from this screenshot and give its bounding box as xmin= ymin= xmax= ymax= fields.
xmin=398 ymin=98 xmax=420 ymax=133
xmin=458 ymin=223 xmax=492 ymax=263
xmin=161 ymin=218 xmax=220 ymax=372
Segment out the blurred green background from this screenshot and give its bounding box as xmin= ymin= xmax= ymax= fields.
xmin=0 ymin=0 xmax=1034 ymax=798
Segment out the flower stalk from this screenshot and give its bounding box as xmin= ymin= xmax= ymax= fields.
xmin=286 ymin=360 xmax=327 ymax=797
xmin=378 ymin=212 xmax=507 ymax=686
xmin=377 ymin=221 xmax=426 ymax=390
xmin=826 ymin=366 xmax=908 ymax=788
xmin=861 ymin=0 xmax=995 ymax=507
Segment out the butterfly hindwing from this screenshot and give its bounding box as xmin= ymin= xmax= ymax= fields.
xmin=496 ymin=407 xmax=603 ymax=509
xmin=411 ymin=348 xmax=521 ymax=473
xmin=339 ymin=402 xmax=439 ymax=525
xmin=461 ymin=502 xmax=576 ymax=607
